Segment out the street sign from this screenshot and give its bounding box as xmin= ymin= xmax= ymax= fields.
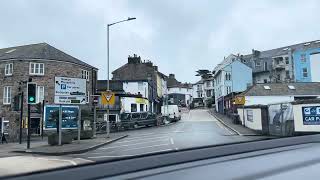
xmin=44 ymin=105 xmax=79 ymax=129
xmin=54 ymin=77 xmax=86 ymax=104
xmin=302 ymin=106 xmax=320 ymax=125
xmin=234 ymin=96 xmax=245 ymax=105
xmin=101 ymin=91 xmax=115 ymax=105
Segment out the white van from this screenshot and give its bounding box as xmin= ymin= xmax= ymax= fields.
xmin=161 ymin=105 xmax=181 ymax=122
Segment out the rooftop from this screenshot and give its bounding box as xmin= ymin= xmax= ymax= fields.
xmin=241 ymin=82 xmax=320 ymax=96
xmin=0 ymin=43 xmax=97 ymax=69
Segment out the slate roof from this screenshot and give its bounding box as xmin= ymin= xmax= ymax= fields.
xmin=0 ymin=43 xmax=97 ymax=69
xmin=241 ymin=82 xmax=320 ymax=96
xmin=243 ymin=40 xmax=320 ymax=59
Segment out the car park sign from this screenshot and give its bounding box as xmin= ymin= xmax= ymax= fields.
xmin=54 ymin=77 xmax=87 ymax=104
xmin=302 ymin=106 xmax=320 ymax=125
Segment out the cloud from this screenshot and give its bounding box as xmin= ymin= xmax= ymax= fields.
xmin=0 ymin=0 xmax=319 ymax=83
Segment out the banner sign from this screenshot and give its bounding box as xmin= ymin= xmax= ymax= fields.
xmin=44 ymin=105 xmax=79 ymax=129
xmin=302 ymin=106 xmax=320 ymax=125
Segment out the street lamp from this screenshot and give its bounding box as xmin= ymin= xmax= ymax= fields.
xmin=106 ymin=17 xmax=136 ymax=137
xmin=107 ymin=17 xmax=136 ymax=90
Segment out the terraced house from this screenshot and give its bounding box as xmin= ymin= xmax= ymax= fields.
xmin=0 ymin=43 xmax=98 ymax=141
xmin=240 ymin=40 xmax=320 ymax=84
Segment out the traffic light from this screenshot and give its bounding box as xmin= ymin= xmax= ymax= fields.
xmin=27 ymin=83 xmax=37 ymax=104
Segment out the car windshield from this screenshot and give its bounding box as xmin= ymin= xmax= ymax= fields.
xmin=1 ymin=0 xmax=320 ymax=178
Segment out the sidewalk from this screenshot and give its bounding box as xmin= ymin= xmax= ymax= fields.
xmin=208 ymin=109 xmax=260 ymax=136
xmin=0 ymin=134 xmax=127 ymax=156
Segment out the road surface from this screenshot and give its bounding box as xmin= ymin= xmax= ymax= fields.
xmin=0 ymin=109 xmax=264 ymax=176
xmin=68 ymin=109 xmax=263 ymax=161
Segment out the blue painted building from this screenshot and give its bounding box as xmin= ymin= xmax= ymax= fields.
xmin=293 ymin=47 xmax=320 ymax=82
xmin=213 ymin=54 xmax=253 ymax=113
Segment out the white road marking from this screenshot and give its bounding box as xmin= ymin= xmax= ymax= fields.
xmin=114 ymin=136 xmax=170 ymax=144
xmin=170 ymin=138 xmax=174 ymax=145
xmin=87 ymin=143 xmax=171 ymax=155
xmin=100 ymin=139 xmax=169 ymax=150
xmin=87 ymin=149 xmax=173 ymax=159
xmin=36 ymin=157 xmax=78 ymax=166
xmin=215 ymin=121 xmax=234 ymax=135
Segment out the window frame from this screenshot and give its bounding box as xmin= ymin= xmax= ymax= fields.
xmin=247 ymin=110 xmax=253 ymax=122
xmin=4 ymin=63 xmax=13 ymax=76
xmin=302 ymin=68 xmax=308 ymax=78
xmin=29 ymin=62 xmax=44 ymax=75
xmin=36 ymin=86 xmax=45 ymax=103
xmin=301 ymin=54 xmax=307 ymax=63
xmin=131 ymin=103 xmax=137 ymax=112
xmin=86 ymin=91 xmax=90 ymax=103
xmin=3 ymin=86 xmax=12 ymax=105
xmin=81 ymin=69 xmax=89 ymax=81
xmin=139 ymin=104 xmax=144 ymax=112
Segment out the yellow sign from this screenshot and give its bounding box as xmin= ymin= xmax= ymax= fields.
xmin=234 ymin=96 xmax=245 ymax=105
xmin=135 ymin=98 xmax=148 ymax=104
xmin=101 ymin=91 xmax=115 ymax=105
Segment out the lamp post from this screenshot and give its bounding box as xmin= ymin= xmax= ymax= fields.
xmin=106 ymin=17 xmax=136 ymax=136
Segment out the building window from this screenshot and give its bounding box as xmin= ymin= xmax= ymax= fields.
xmin=3 ymin=86 xmax=11 ymax=104
xmin=255 ymin=61 xmax=261 ymax=66
xmin=301 ymin=54 xmax=306 ymax=62
xmin=285 ymin=57 xmax=289 ymax=64
xmin=206 ymin=90 xmax=212 ymax=97
xmin=247 ymin=110 xmax=253 ymax=122
xmin=146 ymin=105 xmax=148 ymax=111
xmin=131 ymin=103 xmax=137 ymax=112
xmin=277 ymin=74 xmax=281 ymax=81
xmin=263 ymin=79 xmax=268 ymax=83
xmin=286 ymin=71 xmax=290 ymax=79
xmin=81 ymin=70 xmax=89 ymax=81
xmin=30 ymin=63 xmax=44 ymax=75
xmin=264 ymin=62 xmax=268 ymax=71
xmin=138 ymin=82 xmax=144 ymax=90
xmin=225 ymin=72 xmax=231 ymax=81
xmin=303 ymin=68 xmax=308 ymax=77
xmin=226 ymin=86 xmax=231 ymax=94
xmin=5 ymin=63 xmax=13 ymax=76
xmin=140 ymin=104 xmax=144 ymax=112
xmin=86 ymin=91 xmax=90 ymax=103
xmin=37 ymin=86 xmax=44 ymax=103
xmin=206 ymin=81 xmax=211 ymax=87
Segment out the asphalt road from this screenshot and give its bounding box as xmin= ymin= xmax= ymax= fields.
xmin=0 ymin=109 xmax=265 ymax=176
xmin=69 ymin=109 xmax=264 ymax=161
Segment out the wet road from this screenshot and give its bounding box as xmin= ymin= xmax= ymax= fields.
xmin=70 ymin=109 xmax=263 ymax=161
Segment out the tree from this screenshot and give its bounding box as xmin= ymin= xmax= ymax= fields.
xmin=196 ymin=69 xmax=212 ymax=79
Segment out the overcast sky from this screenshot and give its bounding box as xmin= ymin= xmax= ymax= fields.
xmin=0 ymin=0 xmax=319 ymax=83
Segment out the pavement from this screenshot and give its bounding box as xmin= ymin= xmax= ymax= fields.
xmin=208 ymin=109 xmax=260 ymax=136
xmin=0 ymin=109 xmax=267 ymax=177
xmin=67 ymin=109 xmax=265 ymax=162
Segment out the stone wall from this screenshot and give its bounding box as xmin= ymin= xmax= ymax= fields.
xmin=0 ymin=59 xmax=97 ymax=141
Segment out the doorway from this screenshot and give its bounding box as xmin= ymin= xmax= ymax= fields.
xmin=30 ymin=118 xmax=41 ymax=135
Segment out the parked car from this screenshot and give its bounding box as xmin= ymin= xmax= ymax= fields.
xmin=120 ymin=112 xmax=157 ymax=129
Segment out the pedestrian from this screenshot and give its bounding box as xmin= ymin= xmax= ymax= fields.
xmin=1 ymin=132 xmax=8 ymax=144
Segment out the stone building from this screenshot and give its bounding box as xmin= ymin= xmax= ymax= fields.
xmin=0 ymin=43 xmax=98 ymax=141
xmin=112 ymin=54 xmax=166 ymax=113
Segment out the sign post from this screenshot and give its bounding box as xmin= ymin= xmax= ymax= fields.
xmin=58 ymin=104 xmax=62 ymax=146
xmin=101 ymin=91 xmax=115 ymax=138
xmin=78 ymin=106 xmax=81 ymax=143
xmin=54 ymin=77 xmax=86 ymax=145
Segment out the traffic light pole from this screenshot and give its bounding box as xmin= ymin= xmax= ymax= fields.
xmin=19 ymin=92 xmax=24 ymax=144
xmin=27 ymin=103 xmax=31 ymax=149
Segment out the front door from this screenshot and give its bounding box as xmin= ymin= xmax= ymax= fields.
xmin=30 ymin=118 xmax=41 ymax=135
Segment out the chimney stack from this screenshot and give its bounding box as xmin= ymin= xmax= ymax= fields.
xmin=169 ymin=74 xmax=175 ymax=79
